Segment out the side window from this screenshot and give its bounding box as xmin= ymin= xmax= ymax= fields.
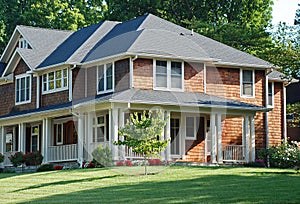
xmin=97 ymin=63 xmax=114 ymax=94
xmin=241 ymin=69 xmax=254 ymax=97
xmin=15 ymin=74 xmax=31 ymax=105
xmin=268 ymin=82 xmax=274 ymax=107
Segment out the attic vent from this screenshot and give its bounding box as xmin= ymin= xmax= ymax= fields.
xmin=179 ymin=30 xmax=194 ymax=36
xmin=19 ymin=38 xmax=29 ymax=49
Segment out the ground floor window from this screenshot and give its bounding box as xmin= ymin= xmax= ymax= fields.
xmin=92 ymin=115 xmax=109 ymax=143
xmin=31 ymin=126 xmax=39 ymax=152
xmin=54 ymin=120 xmax=77 ymax=145
xmin=171 ymin=118 xmax=180 ymax=155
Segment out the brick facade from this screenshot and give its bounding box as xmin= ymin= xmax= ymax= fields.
xmin=133 ymin=59 xmax=153 ymax=89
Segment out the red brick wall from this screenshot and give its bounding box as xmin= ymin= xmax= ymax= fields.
xmin=184 ymin=62 xmax=204 ymax=93
xmin=133 ymin=59 xmax=153 ymax=89
xmin=41 ymin=90 xmax=69 ymax=107
xmin=206 ymin=67 xmax=267 ymax=149
xmin=268 ymin=82 xmax=283 ymax=146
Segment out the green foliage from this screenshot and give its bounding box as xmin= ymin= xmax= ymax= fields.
xmin=0 ymin=0 xmax=107 ymax=53
xmin=9 ymin=152 xmax=25 ymax=167
xmin=257 ymin=141 xmax=300 ymax=169
xmin=295 ymin=3 xmax=300 ymax=25
xmin=24 ymin=151 xmax=43 ymax=166
xmin=92 ymin=144 xmax=113 ymax=167
xmin=269 ymin=141 xmax=300 ymax=168
xmin=115 ymin=110 xmax=168 ymax=175
xmin=37 ymin=163 xmax=54 ymax=172
xmin=0 ymin=153 xmax=4 ymax=163
xmin=287 ymin=102 xmax=300 ymax=127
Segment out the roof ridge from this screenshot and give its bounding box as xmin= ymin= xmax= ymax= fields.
xmin=17 ymin=25 xmax=74 ymax=33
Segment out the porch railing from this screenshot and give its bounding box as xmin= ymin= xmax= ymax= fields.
xmin=222 ymin=145 xmax=244 ymax=162
xmin=48 ymin=144 xmax=78 ymax=162
xmin=124 ymin=146 xmax=143 ymax=159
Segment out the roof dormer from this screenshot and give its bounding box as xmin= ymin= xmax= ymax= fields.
xmin=18 ymin=37 xmax=30 ymax=49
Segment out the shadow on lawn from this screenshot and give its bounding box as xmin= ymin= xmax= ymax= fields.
xmin=18 ymin=172 xmax=300 ymax=204
xmin=13 ymin=175 xmax=120 ymax=192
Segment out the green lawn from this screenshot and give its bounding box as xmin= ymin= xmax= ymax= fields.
xmin=0 ymin=166 xmax=299 ymax=204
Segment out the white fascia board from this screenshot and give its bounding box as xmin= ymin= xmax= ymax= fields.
xmin=2 ymin=51 xmax=20 ymax=76
xmin=0 ymin=28 xmax=19 ymax=62
xmin=213 ymin=61 xmax=272 ymax=69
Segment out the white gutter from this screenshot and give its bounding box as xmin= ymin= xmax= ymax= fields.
xmin=203 ymin=63 xmax=207 ymax=93
xmin=213 ymin=61 xmax=274 ymax=69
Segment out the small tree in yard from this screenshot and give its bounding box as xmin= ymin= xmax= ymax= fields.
xmin=114 ymin=110 xmax=169 ymax=175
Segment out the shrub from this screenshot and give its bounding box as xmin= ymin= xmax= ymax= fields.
xmin=0 ymin=153 xmax=4 ymax=163
xmin=148 ymin=159 xmax=162 ymax=166
xmin=87 ymin=162 xmax=95 ymax=168
xmin=125 ymin=160 xmax=132 ymax=166
xmin=9 ymin=152 xmax=25 ymax=167
xmin=244 ymin=159 xmax=265 ymax=167
xmin=116 ymin=161 xmax=124 ymax=166
xmin=268 ymin=141 xmax=300 ymax=168
xmin=92 ymin=145 xmax=112 ymax=167
xmin=24 ymin=151 xmax=43 ymax=166
xmin=37 ymin=164 xmax=54 ymax=172
xmin=54 ymin=165 xmax=63 ymax=170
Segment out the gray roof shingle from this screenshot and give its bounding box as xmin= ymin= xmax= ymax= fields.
xmin=74 ymin=89 xmax=267 ymax=112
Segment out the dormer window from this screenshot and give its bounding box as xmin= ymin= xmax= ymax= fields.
xmin=19 ymin=38 xmax=29 ymax=49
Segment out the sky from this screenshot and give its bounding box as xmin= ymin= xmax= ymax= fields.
xmin=272 ymin=0 xmax=299 ymax=25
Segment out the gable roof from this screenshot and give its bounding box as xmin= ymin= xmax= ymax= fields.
xmin=2 ymin=14 xmax=274 ymax=73
xmin=268 ymin=70 xmax=298 ymax=83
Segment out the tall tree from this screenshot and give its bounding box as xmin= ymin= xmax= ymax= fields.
xmin=0 ymin=0 xmax=106 ymax=54
xmin=294 ymin=3 xmax=300 ymax=25
xmin=105 ymin=0 xmax=274 ymax=56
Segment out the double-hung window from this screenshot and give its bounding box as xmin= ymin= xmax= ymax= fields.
xmin=93 ymin=115 xmax=105 ymax=143
xmin=241 ymin=69 xmax=254 ymax=97
xmin=154 ymin=60 xmax=184 ymax=90
xmin=97 ymin=63 xmax=114 ymax=94
xmin=268 ymin=82 xmax=274 ymax=107
xmin=15 ymin=74 xmax=31 ymax=105
xmin=42 ymin=68 xmax=68 ymax=93
xmin=19 ymin=38 xmax=29 ymax=49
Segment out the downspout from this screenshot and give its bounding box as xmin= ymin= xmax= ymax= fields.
xmin=69 ymin=64 xmax=76 ymax=102
xmin=265 ymin=74 xmax=269 ymax=148
xmin=36 ymin=74 xmax=40 ymax=109
xmin=283 ymin=82 xmax=288 ymax=142
xmin=130 ymin=55 xmax=138 ymax=89
xmin=203 ymin=63 xmax=207 ymax=93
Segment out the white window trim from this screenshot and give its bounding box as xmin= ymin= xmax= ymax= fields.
xmin=153 ymin=59 xmax=184 ymax=91
xmin=185 ymin=116 xmax=197 ymax=140
xmin=240 ymin=69 xmax=255 ymax=98
xmin=56 ymin=123 xmax=64 ymax=145
xmin=267 ymin=82 xmax=274 ymax=107
xmin=97 ymin=62 xmax=115 ymax=95
xmin=15 ymin=74 xmax=32 ymax=105
xmin=31 ymin=126 xmax=39 ymax=152
xmin=42 ymin=68 xmax=69 ymax=94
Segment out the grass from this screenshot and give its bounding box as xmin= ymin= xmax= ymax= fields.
xmin=0 ymin=166 xmax=299 ymax=204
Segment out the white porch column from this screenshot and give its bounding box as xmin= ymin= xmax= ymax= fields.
xmin=0 ymin=126 xmax=4 ymax=154
xmin=118 ymin=109 xmax=125 ymax=160
xmin=243 ymin=116 xmax=250 ymax=163
xmin=160 ymin=111 xmax=165 ymax=159
xmin=78 ymin=113 xmax=84 ymax=166
xmin=87 ymin=112 xmax=93 ymax=160
xmin=111 ymin=108 xmax=119 ymax=161
xmin=181 ymin=114 xmax=186 ymax=159
xmin=210 ymin=113 xmax=217 ymax=164
xmin=42 ymin=119 xmax=47 ymax=162
xmin=250 ymin=115 xmax=256 ymax=162
xmin=18 ymin=123 xmax=25 ymax=152
xmin=165 ymin=111 xmax=171 ymax=162
xmin=217 ymin=114 xmax=223 ymax=163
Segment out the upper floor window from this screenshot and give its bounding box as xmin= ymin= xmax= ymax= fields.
xmin=268 ymin=82 xmax=274 ymax=107
xmin=42 ymin=68 xmax=68 ymax=94
xmin=97 ymin=63 xmax=114 ymax=94
xmin=15 ymin=74 xmax=31 ymax=105
xmin=19 ymin=38 xmax=29 ymax=49
xmin=154 ymin=60 xmax=184 ymax=90
xmin=241 ymin=69 xmax=254 ymax=97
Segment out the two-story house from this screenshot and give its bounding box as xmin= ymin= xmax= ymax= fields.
xmin=0 ymin=14 xmax=290 ymax=166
